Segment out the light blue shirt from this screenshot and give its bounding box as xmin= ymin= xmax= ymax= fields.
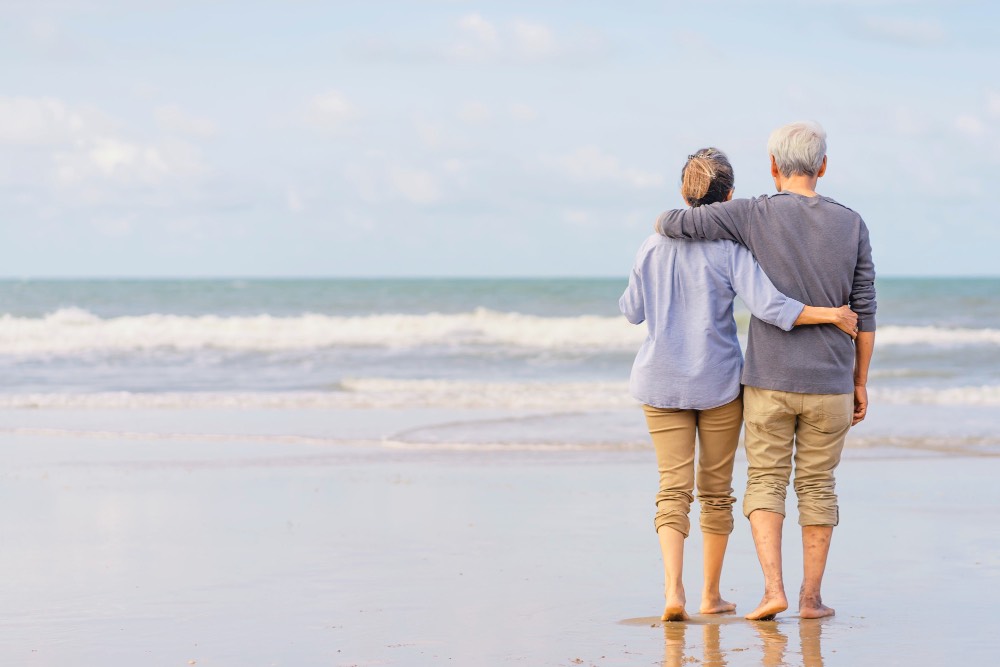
xmin=620 ymin=234 xmax=804 ymax=410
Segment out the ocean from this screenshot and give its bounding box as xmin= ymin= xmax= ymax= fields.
xmin=1 ymin=278 xmax=998 ymax=453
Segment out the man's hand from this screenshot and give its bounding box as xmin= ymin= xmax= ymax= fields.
xmin=831 ymin=305 xmax=859 ymax=339
xmin=852 ymin=384 xmax=868 ymax=426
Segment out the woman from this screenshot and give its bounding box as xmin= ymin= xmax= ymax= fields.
xmin=619 ymin=148 xmax=857 ymax=621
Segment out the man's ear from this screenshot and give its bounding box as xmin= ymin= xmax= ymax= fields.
xmin=817 ymin=155 xmax=828 ymax=178
xmin=770 ymin=154 xmax=783 ymax=192
xmin=725 ymin=189 xmax=734 ymax=202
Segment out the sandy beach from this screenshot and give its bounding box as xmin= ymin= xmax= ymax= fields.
xmin=1 ymin=407 xmax=997 ymax=666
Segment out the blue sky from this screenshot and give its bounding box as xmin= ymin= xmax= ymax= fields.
xmin=1 ymin=0 xmax=997 ymax=277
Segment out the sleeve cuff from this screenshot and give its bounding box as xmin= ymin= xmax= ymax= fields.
xmin=857 ymin=315 xmax=876 ymax=332
xmin=776 ymin=298 xmax=805 ymax=332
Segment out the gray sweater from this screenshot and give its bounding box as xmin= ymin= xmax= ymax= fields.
xmin=655 ymin=191 xmax=876 ymax=395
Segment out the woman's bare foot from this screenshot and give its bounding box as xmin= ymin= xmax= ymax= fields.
xmin=699 ymin=594 xmax=736 ymax=614
xmin=744 ymin=593 xmax=788 ymax=621
xmin=661 ymin=585 xmax=689 ymax=622
xmin=799 ymin=592 xmax=835 ymax=619
xmin=661 ymin=603 xmax=689 ymax=622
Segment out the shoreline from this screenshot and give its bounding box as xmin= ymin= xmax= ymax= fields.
xmin=3 ymin=403 xmax=1000 ymax=459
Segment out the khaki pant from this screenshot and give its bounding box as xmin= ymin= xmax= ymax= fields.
xmin=643 ymin=396 xmax=743 ymax=537
xmin=742 ymin=386 xmax=853 ymax=527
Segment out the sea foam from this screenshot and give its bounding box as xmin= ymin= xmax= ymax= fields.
xmin=1 ymin=379 xmax=998 ymax=410
xmin=1 ymin=309 xmax=998 ymax=355
xmin=0 ymin=308 xmax=644 ymax=354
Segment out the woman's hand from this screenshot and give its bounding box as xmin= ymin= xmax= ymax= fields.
xmin=830 ymin=305 xmax=859 ymax=339
xmin=793 ymin=305 xmax=858 ymax=338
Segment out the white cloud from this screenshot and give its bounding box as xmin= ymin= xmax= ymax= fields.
xmin=308 ymin=91 xmax=357 ymax=130
xmin=857 ymin=17 xmax=947 ymax=46
xmin=155 ymin=105 xmax=217 ymax=138
xmin=512 ymin=21 xmax=556 ymax=59
xmin=344 ymin=160 xmax=443 ymax=206
xmin=388 ymin=165 xmax=441 ymax=204
xmin=0 ymin=96 xmax=207 ymax=196
xmin=448 ymin=15 xmax=603 ymax=64
xmin=545 ymin=146 xmax=664 ymax=189
xmin=509 ymin=103 xmax=537 ymax=122
xmin=453 ymin=13 xmax=499 ymax=59
xmin=91 ymin=138 xmax=165 ymax=177
xmin=458 ymin=101 xmax=491 ymax=125
xmin=0 ymin=96 xmax=107 ymax=146
xmin=53 ymin=136 xmax=206 ymax=190
xmin=955 ymin=114 xmax=986 ymax=137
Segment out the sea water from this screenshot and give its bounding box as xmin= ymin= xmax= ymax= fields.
xmin=0 ymin=278 xmax=997 ymax=452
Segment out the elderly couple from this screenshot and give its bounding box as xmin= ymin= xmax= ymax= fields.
xmin=620 ymin=121 xmax=877 ymax=622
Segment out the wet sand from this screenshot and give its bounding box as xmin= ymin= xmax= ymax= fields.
xmin=0 ymin=411 xmax=997 ymax=665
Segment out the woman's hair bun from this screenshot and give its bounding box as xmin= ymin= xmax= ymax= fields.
xmin=681 ymin=148 xmax=734 ymax=207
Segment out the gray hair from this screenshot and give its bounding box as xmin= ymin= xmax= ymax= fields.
xmin=767 ymin=121 xmax=827 ymax=177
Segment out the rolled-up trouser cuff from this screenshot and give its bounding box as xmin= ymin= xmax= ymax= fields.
xmin=654 ymin=508 xmax=690 ymax=537
xmin=699 ymin=497 xmax=735 ymax=535
xmin=797 ymin=506 xmax=840 ymax=527
xmin=743 ymin=494 xmax=787 ymax=520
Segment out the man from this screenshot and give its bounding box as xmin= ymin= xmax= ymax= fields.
xmin=654 ymin=121 xmax=876 ymax=620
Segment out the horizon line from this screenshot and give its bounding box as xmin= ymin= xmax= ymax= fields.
xmin=0 ymin=274 xmax=997 ymax=281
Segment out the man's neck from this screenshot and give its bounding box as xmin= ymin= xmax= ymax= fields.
xmin=776 ymin=174 xmax=820 ymax=197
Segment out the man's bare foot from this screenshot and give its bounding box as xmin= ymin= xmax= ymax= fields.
xmin=744 ymin=594 xmax=788 ymax=621
xmin=699 ymin=595 xmax=736 ymax=614
xmin=799 ymin=592 xmax=835 ymax=619
xmin=799 ymin=603 xmax=835 ymax=619
xmin=661 ymin=603 xmax=689 ymax=622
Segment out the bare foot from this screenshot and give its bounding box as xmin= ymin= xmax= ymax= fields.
xmin=661 ymin=583 xmax=688 ymax=622
xmin=699 ymin=595 xmax=737 ymax=614
xmin=745 ymin=594 xmax=788 ymax=621
xmin=661 ymin=603 xmax=689 ymax=622
xmin=799 ymin=592 xmax=835 ymax=619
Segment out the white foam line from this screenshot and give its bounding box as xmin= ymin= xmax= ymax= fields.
xmin=871 ymin=385 xmax=1000 ymax=406
xmin=0 ymin=382 xmax=638 ymax=410
xmin=4 ymin=308 xmax=996 ymax=355
xmin=0 ymin=307 xmax=646 ymax=353
xmin=2 ymin=427 xmax=354 ymax=446
xmin=3 ymin=380 xmax=1000 ymax=410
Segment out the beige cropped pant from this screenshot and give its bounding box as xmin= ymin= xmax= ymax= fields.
xmin=742 ymin=386 xmax=853 ymax=526
xmin=643 ymin=396 xmax=743 ymax=537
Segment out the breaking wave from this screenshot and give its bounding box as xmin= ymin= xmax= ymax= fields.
xmin=1 ymin=309 xmax=998 ymax=356
xmin=2 ymin=379 xmax=1000 ymax=410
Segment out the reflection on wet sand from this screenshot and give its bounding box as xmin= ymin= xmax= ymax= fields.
xmin=662 ymin=623 xmax=686 ymax=667
xmin=702 ymin=623 xmax=726 ymax=667
xmin=752 ymin=621 xmax=788 ymax=666
xmin=659 ymin=617 xmax=826 ymax=667
xmin=800 ymin=619 xmax=825 ymax=667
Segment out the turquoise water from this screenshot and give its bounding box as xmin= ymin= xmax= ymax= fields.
xmin=0 ymin=278 xmax=626 ymax=317
xmin=2 ymin=276 xmax=998 ymax=323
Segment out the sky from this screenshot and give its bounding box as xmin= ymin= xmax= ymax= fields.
xmin=1 ymin=0 xmax=998 ymax=277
